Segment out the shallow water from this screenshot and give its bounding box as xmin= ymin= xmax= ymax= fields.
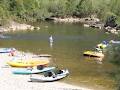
xmin=0 ymin=22 xmax=118 ymax=90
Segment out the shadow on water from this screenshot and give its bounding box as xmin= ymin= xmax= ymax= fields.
xmin=0 ymin=22 xmax=118 ymax=90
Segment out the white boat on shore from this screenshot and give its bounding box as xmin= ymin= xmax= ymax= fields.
xmin=32 ymin=54 xmax=52 ymax=58
xmin=30 ymin=69 xmax=69 ymax=82
xmin=109 ymin=40 xmax=120 ymax=44
xmin=0 ymin=48 xmax=16 ymax=53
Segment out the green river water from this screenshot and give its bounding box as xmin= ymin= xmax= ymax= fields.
xmin=0 ymin=22 xmax=119 ymax=90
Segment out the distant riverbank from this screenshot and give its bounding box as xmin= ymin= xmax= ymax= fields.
xmin=0 ymin=21 xmax=40 ymax=33
xmin=0 ymin=15 xmax=119 ymax=36
xmin=0 ymin=15 xmax=101 ymax=32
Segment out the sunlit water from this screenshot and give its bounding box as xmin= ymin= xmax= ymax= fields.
xmin=0 ymin=22 xmax=118 ymax=90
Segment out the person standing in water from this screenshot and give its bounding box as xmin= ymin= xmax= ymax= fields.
xmin=49 ymin=35 xmax=53 ymax=48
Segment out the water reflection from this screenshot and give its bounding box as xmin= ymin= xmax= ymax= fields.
xmin=95 ymin=57 xmax=103 ymax=64
xmin=84 ymin=57 xmax=104 ymax=64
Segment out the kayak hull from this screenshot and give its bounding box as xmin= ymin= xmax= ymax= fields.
xmin=13 ymin=67 xmax=55 ymax=74
xmin=83 ymin=51 xmax=104 ymax=58
xmin=30 ymin=69 xmax=69 ymax=82
xmin=7 ymin=59 xmax=49 ymax=68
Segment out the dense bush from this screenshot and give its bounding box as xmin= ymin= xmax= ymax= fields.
xmin=107 ymin=44 xmax=120 ymax=65
xmin=106 ymin=44 xmax=120 ymax=90
xmin=0 ymin=0 xmax=120 ymax=23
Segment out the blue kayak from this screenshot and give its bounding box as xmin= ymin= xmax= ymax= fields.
xmin=12 ymin=67 xmax=55 ymax=74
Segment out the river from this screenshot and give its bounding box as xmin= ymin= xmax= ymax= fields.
xmin=0 ymin=22 xmax=118 ymax=90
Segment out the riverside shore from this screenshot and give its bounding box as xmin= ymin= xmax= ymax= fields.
xmin=0 ymin=17 xmax=119 ymax=35
xmin=0 ymin=21 xmax=40 ymax=33
xmin=0 ymin=51 xmax=92 ymax=90
xmin=52 ymin=16 xmax=120 ymax=35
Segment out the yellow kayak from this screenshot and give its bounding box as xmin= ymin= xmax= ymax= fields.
xmin=7 ymin=59 xmax=49 ymax=68
xmin=83 ymin=51 xmax=104 ymax=58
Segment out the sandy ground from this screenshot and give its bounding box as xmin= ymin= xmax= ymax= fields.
xmin=0 ymin=53 xmax=93 ymax=90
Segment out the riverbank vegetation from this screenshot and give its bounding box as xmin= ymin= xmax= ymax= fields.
xmin=1 ymin=0 xmax=120 ymax=24
xmin=107 ymin=45 xmax=120 ymax=90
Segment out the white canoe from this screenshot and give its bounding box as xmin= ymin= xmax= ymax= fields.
xmin=0 ymin=48 xmax=16 ymax=53
xmin=110 ymin=40 xmax=120 ymax=44
xmin=30 ymin=69 xmax=69 ymax=82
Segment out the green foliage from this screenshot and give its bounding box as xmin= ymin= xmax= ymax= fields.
xmin=110 ymin=0 xmax=120 ymax=16
xmin=107 ymin=45 xmax=120 ymax=65
xmin=75 ymin=0 xmax=92 ymax=17
xmin=65 ymin=0 xmax=78 ymax=16
xmin=107 ymin=45 xmax=120 ymax=90
xmin=1 ymin=0 xmax=120 ymax=23
xmin=108 ymin=44 xmax=120 ymax=60
xmin=43 ymin=0 xmax=65 ymax=17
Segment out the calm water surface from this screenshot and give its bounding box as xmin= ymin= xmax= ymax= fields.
xmin=0 ymin=22 xmax=118 ymax=90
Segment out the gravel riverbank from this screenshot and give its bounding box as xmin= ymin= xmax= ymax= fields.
xmin=0 ymin=52 xmax=92 ymax=90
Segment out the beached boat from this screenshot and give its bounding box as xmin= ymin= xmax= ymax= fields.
xmin=0 ymin=48 xmax=16 ymax=53
xmin=109 ymin=40 xmax=120 ymax=44
xmin=32 ymin=54 xmax=51 ymax=58
xmin=83 ymin=51 xmax=104 ymax=57
xmin=38 ymin=54 xmax=51 ymax=57
xmin=30 ymin=69 xmax=69 ymax=82
xmin=12 ymin=66 xmax=55 ymax=74
xmin=7 ymin=59 xmax=49 ymax=67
